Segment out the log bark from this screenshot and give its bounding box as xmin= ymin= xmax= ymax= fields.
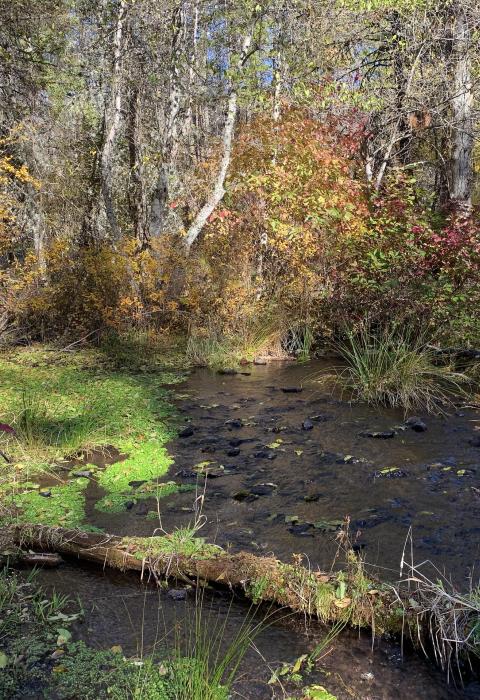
xmin=7 ymin=524 xmax=396 ymax=630
xmin=6 ymin=523 xmax=478 ymax=673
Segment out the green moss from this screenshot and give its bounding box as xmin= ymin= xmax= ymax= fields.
xmin=0 ymin=345 xmax=184 ymax=528
xmin=12 ymin=481 xmax=87 ymax=527
xmin=122 ymin=531 xmax=224 ymax=560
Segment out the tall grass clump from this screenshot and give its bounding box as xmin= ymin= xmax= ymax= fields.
xmin=121 ymin=594 xmax=268 ymax=700
xmin=330 ymin=326 xmax=469 ymax=413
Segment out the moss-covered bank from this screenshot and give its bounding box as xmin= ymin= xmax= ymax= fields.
xmin=0 ymin=345 xmax=186 ymax=528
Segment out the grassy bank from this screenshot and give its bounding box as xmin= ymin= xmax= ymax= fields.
xmin=0 ymin=343 xmax=187 ymax=528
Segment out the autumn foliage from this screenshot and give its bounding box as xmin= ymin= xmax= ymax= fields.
xmin=2 ymin=108 xmax=479 ymax=348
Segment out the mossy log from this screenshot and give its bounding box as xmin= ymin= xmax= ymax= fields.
xmin=6 ymin=523 xmax=478 ymax=671
xmin=7 ymin=524 xmax=399 ymax=631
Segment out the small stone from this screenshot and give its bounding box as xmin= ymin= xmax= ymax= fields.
xmin=281 ymin=386 xmax=303 ymax=393
xmin=125 ymin=500 xmax=135 ymax=510
xmin=233 ymin=490 xmax=258 ymax=502
xmin=168 ymin=589 xmax=187 ymax=601
xmin=39 ymin=488 xmax=51 ymax=497
xmin=360 ymin=430 xmax=395 ymax=439
xmin=405 ymin=416 xmax=427 ymax=432
xmin=72 ymin=470 xmax=92 ymax=478
xmin=253 ymin=358 xmax=267 ymax=365
xmin=225 ymin=419 xmax=243 ymax=429
xmin=302 ymin=419 xmax=314 ymax=431
xmin=226 ymin=448 xmax=240 ymax=457
xmin=289 ymin=523 xmax=314 ymax=537
xmin=251 ymin=483 xmax=277 ymax=496
xmin=178 ymin=426 xmax=194 ymax=438
xmin=304 ymin=493 xmax=321 ymax=502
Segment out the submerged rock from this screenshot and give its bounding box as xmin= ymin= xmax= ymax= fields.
xmin=405 ymin=416 xmax=427 ymax=432
xmin=360 ymin=430 xmax=396 ymax=439
xmin=373 ymin=467 xmax=408 ymax=479
xmin=288 ymin=523 xmax=314 ymax=537
xmin=178 ymin=426 xmax=194 ymax=438
xmin=226 ymin=447 xmax=240 ymax=457
xmin=225 ymin=418 xmax=243 ymax=429
xmin=168 ymin=589 xmax=187 ymax=601
xmin=250 ymin=483 xmax=277 ymax=496
xmin=253 ymin=450 xmax=277 ymax=460
xmin=302 ymin=418 xmax=314 ymax=431
xmin=232 ymin=489 xmax=258 ymax=502
xmin=218 ymin=368 xmax=238 ymax=375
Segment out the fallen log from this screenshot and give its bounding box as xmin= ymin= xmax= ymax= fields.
xmin=5 ymin=524 xmax=479 ymax=673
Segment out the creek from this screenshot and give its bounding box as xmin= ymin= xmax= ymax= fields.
xmin=37 ymin=360 xmax=480 ymax=699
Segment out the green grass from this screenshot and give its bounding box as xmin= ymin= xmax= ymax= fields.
xmin=0 ymin=344 xmax=184 ymax=527
xmin=327 ymin=326 xmax=469 ymax=413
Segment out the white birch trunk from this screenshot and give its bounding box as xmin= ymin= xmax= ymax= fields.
xmin=100 ymin=0 xmax=126 ymax=239
xmin=184 ymin=33 xmax=253 ymax=250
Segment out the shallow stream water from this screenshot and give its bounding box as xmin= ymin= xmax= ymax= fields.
xmin=38 ymin=360 xmax=480 ymax=699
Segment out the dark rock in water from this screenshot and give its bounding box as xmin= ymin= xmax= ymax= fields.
xmin=176 ymin=469 xmax=197 ymax=479
xmin=218 ymin=368 xmax=238 ymax=375
xmin=251 ymin=483 xmax=277 ymax=496
xmin=229 ymin=437 xmax=254 ymax=447
xmin=233 ymin=490 xmax=258 ymax=502
xmin=373 ymin=468 xmax=408 ymax=479
xmin=168 ymin=589 xmax=187 ymax=601
xmin=178 ymin=426 xmax=194 ymax=438
xmin=360 ymin=430 xmax=396 ymax=439
xmin=302 ymin=419 xmax=314 ymax=431
xmin=227 ymin=447 xmax=240 ymax=457
xmin=281 ymin=386 xmax=303 ymax=393
xmin=304 ymin=493 xmax=321 ymax=502
xmin=352 ymin=543 xmax=367 ymax=554
xmin=199 ymin=436 xmax=220 ymax=445
xmin=469 ymin=436 xmax=480 ymax=447
xmin=240 ymin=372 xmax=251 ymax=376
xmin=253 ymin=450 xmax=277 ymax=460
xmin=125 ymin=500 xmax=134 ymax=510
xmin=128 ymin=480 xmax=147 ymax=488
xmin=225 ymin=418 xmax=243 ymax=429
xmin=311 ymin=414 xmax=332 ymax=422
xmin=288 ymin=523 xmax=314 ymax=537
xmin=72 ymin=470 xmax=92 ymax=478
xmin=405 ymin=417 xmax=427 ymax=432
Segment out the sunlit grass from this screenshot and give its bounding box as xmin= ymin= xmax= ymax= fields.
xmin=0 ymin=345 xmax=182 ymax=526
xmin=323 ymin=326 xmax=470 ymax=413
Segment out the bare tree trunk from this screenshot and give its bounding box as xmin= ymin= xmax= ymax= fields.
xmin=148 ymin=6 xmax=184 ymax=239
xmin=184 ymin=32 xmax=253 ymax=250
xmin=127 ymin=83 xmax=146 ymax=243
xmin=450 ymin=5 xmax=473 ymax=213
xmin=100 ymin=0 xmax=127 ymax=239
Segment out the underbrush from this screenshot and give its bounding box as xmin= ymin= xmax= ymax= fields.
xmin=324 ymin=326 xmax=471 ymax=413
